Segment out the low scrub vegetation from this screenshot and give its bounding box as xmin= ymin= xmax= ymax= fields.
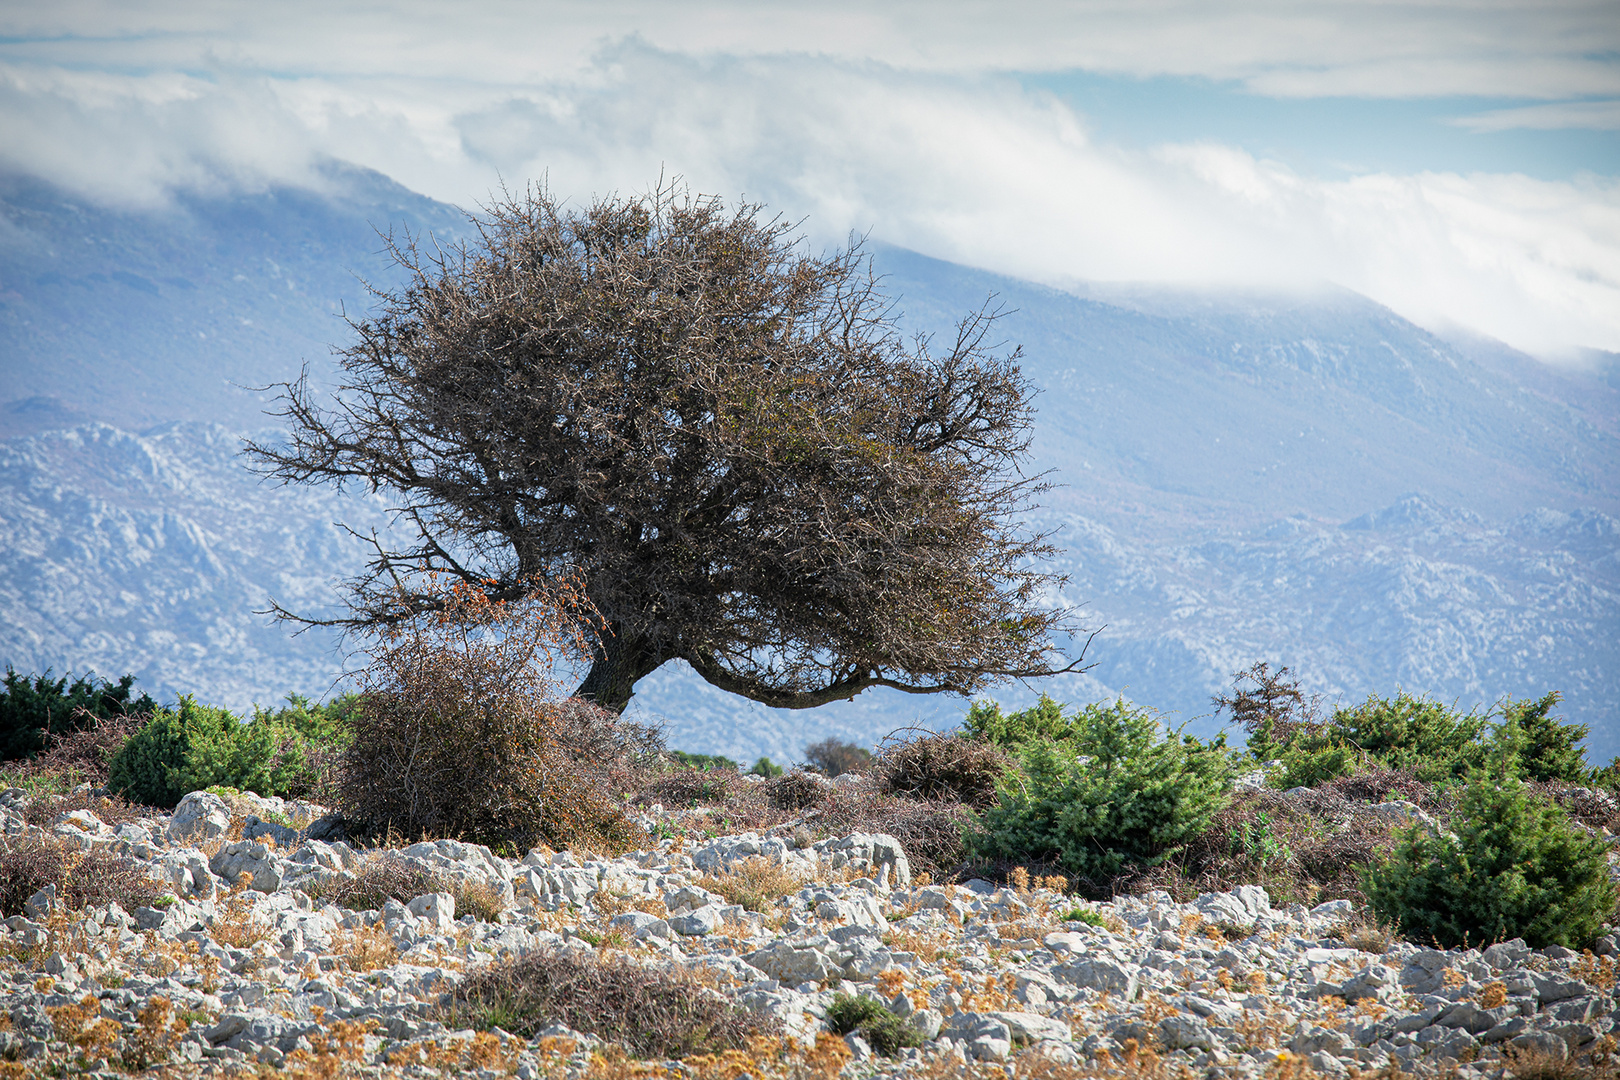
xmin=6 ymin=645 xmax=1615 ymax=949
xmin=0 ymin=833 xmax=161 ymax=916
xmin=444 ymin=948 xmax=776 ymax=1057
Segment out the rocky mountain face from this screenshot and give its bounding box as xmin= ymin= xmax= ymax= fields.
xmin=1 ymin=171 xmax=1615 ymax=765
xmin=0 ymin=421 xmax=386 ymax=711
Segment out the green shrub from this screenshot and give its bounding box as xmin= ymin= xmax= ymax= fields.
xmin=1496 ymin=691 xmax=1590 ymax=783
xmin=823 ymin=993 xmax=923 ymax=1057
xmin=1062 ymin=905 xmax=1106 ymax=927
xmin=1329 ymin=691 xmax=1490 ymax=783
xmin=748 ymin=756 xmax=784 ymax=777
xmin=1267 ymin=733 xmax=1366 ymax=790
xmin=106 ymin=696 xmax=306 ymax=809
xmin=1364 ymin=764 xmax=1616 ymax=949
xmin=970 ymin=699 xmax=1233 ymax=881
xmin=963 ymin=694 xmax=1071 ymax=750
xmin=0 ymin=667 xmax=156 ymax=762
xmin=669 ymin=750 xmax=740 ymax=772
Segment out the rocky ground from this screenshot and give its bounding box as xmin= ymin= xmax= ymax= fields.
xmin=1 ymin=783 xmax=1616 ymax=1079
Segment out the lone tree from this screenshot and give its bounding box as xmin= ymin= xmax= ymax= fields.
xmin=248 ymin=183 xmax=1083 ymax=712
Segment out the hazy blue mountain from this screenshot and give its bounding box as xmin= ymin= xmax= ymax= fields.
xmin=0 ymin=164 xmax=463 ymax=438
xmin=2 ymin=170 xmax=1615 ymax=765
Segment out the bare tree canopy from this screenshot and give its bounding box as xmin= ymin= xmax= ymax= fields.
xmin=247 ymin=183 xmax=1084 ymax=713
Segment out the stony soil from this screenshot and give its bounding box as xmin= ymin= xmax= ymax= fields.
xmin=1 ymin=784 xmax=1616 ymax=1079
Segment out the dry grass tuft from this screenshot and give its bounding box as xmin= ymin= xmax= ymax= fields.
xmin=700 ymin=856 xmax=806 ymax=912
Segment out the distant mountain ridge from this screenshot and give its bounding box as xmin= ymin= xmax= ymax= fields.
xmin=1 ymin=169 xmax=1615 ymax=764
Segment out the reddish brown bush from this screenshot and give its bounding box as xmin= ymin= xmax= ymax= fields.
xmin=9 ymin=709 xmax=148 ymax=790
xmin=637 ymin=766 xmax=744 ymax=808
xmin=762 ymin=770 xmax=834 ymax=811
xmin=304 ymin=852 xmax=504 ymax=921
xmin=335 ymin=574 xmax=646 ymax=855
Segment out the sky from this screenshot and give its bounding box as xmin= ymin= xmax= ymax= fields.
xmin=1 ymin=1 xmax=1618 ymax=359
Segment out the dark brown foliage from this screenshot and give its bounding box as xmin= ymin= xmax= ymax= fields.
xmin=875 ymin=729 xmax=1009 ymax=809
xmin=0 ymin=834 xmax=160 ymax=916
xmin=1529 ymin=781 xmax=1620 ymax=832
xmin=636 ymin=765 xmax=745 ymax=807
xmin=808 ymin=789 xmax=974 ymax=881
xmin=333 ymin=576 xmax=647 ymax=855
xmin=247 ymin=183 xmax=1082 ymax=713
xmin=446 ymin=948 xmax=777 ymax=1058
xmin=803 ymin=737 xmax=873 ymax=778
xmin=1317 ymin=766 xmax=1429 ymax=805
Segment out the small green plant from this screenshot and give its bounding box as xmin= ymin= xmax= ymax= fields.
xmin=823 ymin=993 xmax=923 ymax=1057
xmin=105 ymin=696 xmax=307 ymax=808
xmin=970 ymin=698 xmax=1233 ymax=881
xmin=1062 ymin=905 xmax=1106 ymax=927
xmin=1364 ymin=747 xmax=1616 ymax=949
xmin=748 ymin=756 xmax=784 ymax=778
xmin=1228 ymin=811 xmax=1293 ymax=866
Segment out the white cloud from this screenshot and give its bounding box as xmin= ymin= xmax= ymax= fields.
xmin=0 ymin=17 xmax=1618 ymax=357
xmin=5 ymin=0 xmax=1619 ymax=98
xmin=1454 ymin=99 xmax=1620 ymax=133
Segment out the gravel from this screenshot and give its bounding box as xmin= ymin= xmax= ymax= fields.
xmin=1 ymin=784 xmax=1617 ymax=1077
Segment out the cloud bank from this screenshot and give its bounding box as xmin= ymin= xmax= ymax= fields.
xmin=1 ymin=3 xmax=1618 ymax=358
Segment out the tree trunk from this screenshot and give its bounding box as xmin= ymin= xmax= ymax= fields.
xmin=574 ymin=629 xmax=660 ymax=714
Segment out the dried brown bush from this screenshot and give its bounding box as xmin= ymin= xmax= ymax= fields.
xmin=699 ymin=856 xmax=806 ymax=912
xmin=5 ymin=710 xmax=148 ymax=791
xmin=305 ymin=852 xmax=504 ymax=921
xmin=334 ymin=574 xmax=645 ymax=855
xmin=0 ymin=834 xmax=160 ymax=916
xmin=1319 ymin=766 xmax=1430 ymax=805
xmin=762 ymin=770 xmax=834 ymax=812
xmin=445 ymin=948 xmax=778 ymax=1058
xmin=22 ymin=788 xmax=145 ymax=830
xmin=636 ymin=765 xmax=745 ymax=808
xmin=1531 ymin=781 xmax=1620 ymax=832
xmin=876 ymin=729 xmax=1009 ymax=809
xmin=812 ymin=790 xmax=974 ymax=881
xmin=1111 ymin=788 xmax=1397 ymax=907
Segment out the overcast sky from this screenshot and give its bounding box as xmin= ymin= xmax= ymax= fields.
xmin=2 ymin=0 xmax=1618 ymax=358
